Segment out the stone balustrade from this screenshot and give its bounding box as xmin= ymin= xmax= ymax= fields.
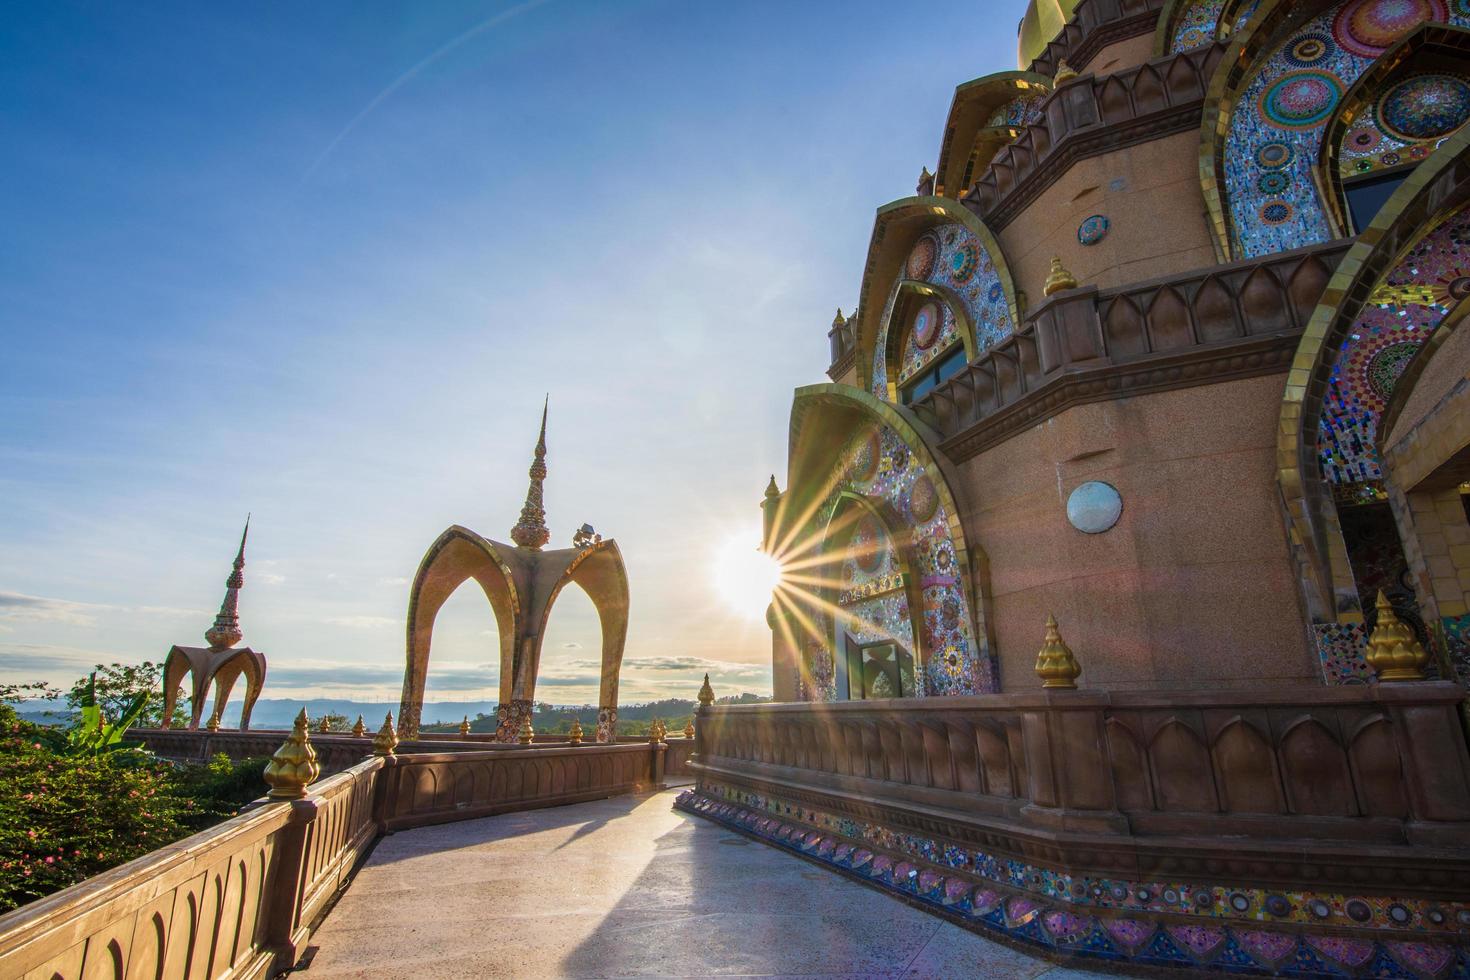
xmin=0 ymin=740 xmax=666 ymax=979
xmin=967 ymin=42 xmax=1225 ymax=231
xmin=1026 ymin=0 xmax=1165 ymax=78
xmin=914 ymin=239 xmax=1350 ymax=460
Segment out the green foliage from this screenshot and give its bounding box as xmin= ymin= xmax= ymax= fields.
xmin=0 ymin=703 xmax=199 ymax=914
xmin=170 ymin=753 xmax=273 ymax=830
xmin=317 ymin=713 xmax=351 ymax=732
xmin=61 ymin=675 xmax=152 ymax=759
xmin=421 ymin=695 xmax=770 ymax=737
xmin=65 ymin=662 xmax=188 ymax=729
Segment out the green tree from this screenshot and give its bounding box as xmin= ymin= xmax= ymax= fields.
xmin=65 ymin=662 xmax=187 ymax=728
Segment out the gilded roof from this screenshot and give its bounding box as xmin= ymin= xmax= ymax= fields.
xmin=1017 ymin=0 xmax=1083 ymax=68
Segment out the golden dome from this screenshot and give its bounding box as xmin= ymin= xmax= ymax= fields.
xmin=1017 ymin=0 xmax=1084 ymax=68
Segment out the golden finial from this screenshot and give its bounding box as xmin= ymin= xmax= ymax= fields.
xmin=510 ymin=398 xmax=552 ymax=550
xmin=765 ymin=474 xmax=780 ymax=499
xmin=831 ymin=307 xmax=845 ymax=328
xmin=1053 ymin=59 xmax=1078 ymax=85
xmin=1365 ymin=591 xmax=1428 ymax=681
xmin=459 ymin=715 xmax=471 ymax=736
xmin=649 ymin=719 xmax=666 ymax=744
xmin=351 ymin=714 xmax=367 ymax=737
xmin=372 ymin=712 xmax=398 ymax=756
xmin=683 ymin=719 xmax=696 ymax=740
xmin=697 ymin=673 xmax=715 ymax=708
xmin=206 ymin=710 xmax=221 ymax=732
xmin=263 ymin=708 xmax=320 ymax=800
xmin=317 ymin=716 xmax=331 ymax=734
xmin=204 ymin=516 xmax=249 ymax=650
xmin=518 ymin=714 xmax=535 ymax=745
xmin=1035 ymin=614 xmax=1082 ymax=689
xmin=1043 ymin=256 xmax=1078 ymax=297
xmin=568 ymin=717 xmax=584 ymax=745
xmin=916 ymin=166 xmax=935 ymax=195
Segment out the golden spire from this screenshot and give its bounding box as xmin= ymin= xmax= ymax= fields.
xmin=317 ymin=716 xmax=331 ymax=734
xmin=206 ymin=710 xmax=221 ymax=732
xmin=568 ymin=717 xmax=584 ymax=745
xmin=518 ymin=714 xmax=535 ymax=745
xmin=1043 ymin=256 xmax=1078 ymax=297
xmin=351 ymin=714 xmax=367 ymax=737
xmin=1365 ymin=591 xmax=1428 ymax=681
xmin=765 ymin=475 xmax=780 ymax=499
xmin=372 ymin=712 xmax=398 ymax=756
xmin=510 ymin=398 xmax=551 ymax=550
xmin=1053 ymin=58 xmax=1078 ymax=85
xmin=683 ymin=719 xmax=696 ymax=740
xmin=459 ymin=715 xmax=471 ymax=736
xmin=1035 ymin=614 xmax=1081 ymax=689
xmin=697 ymin=673 xmax=715 ymax=708
xmin=649 ymin=718 xmax=666 ymax=744
xmin=263 ymin=708 xmax=320 ymax=800
xmin=831 ymin=307 xmax=845 ymax=328
xmin=205 ymin=516 xmax=249 ymax=650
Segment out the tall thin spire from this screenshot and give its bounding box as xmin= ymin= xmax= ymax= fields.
xmin=510 ymin=399 xmax=551 ymax=550
xmin=205 ymin=515 xmax=249 ymax=649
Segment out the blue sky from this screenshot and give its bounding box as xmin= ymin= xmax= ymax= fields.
xmin=0 ymin=1 xmax=1017 ymax=705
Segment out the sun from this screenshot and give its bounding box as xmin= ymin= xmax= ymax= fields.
xmin=712 ymin=533 xmax=783 ymax=619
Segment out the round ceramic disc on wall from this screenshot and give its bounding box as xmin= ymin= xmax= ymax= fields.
xmin=1066 ymin=481 xmax=1123 ymax=533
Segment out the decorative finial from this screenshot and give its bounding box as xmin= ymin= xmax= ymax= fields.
xmin=765 ymin=475 xmax=780 ymax=499
xmin=831 ymin=307 xmax=844 ymax=328
xmin=511 ymin=399 xmax=552 ymax=550
xmin=263 ymin=708 xmax=320 ymax=800
xmin=1043 ymin=256 xmax=1078 ymax=297
xmin=351 ymin=715 xmax=367 ymax=737
xmin=917 ymin=166 xmax=935 ymax=196
xmin=1366 ymin=591 xmax=1428 ymax=681
xmin=568 ymin=717 xmax=584 ymax=745
xmin=206 ymin=710 xmax=221 ymax=732
xmin=317 ymin=716 xmax=331 ymax=734
xmin=1054 ymin=59 xmax=1078 ymax=85
xmin=649 ymin=718 xmax=666 ymax=744
xmin=519 ymin=714 xmax=535 ymax=745
xmin=697 ymin=673 xmax=715 ymax=708
xmin=372 ymin=712 xmax=398 ymax=756
xmin=683 ymin=719 xmax=695 ymax=740
xmin=205 ymin=516 xmax=249 ymax=649
xmin=459 ymin=715 xmax=471 ymax=736
xmin=1035 ymin=614 xmax=1081 ymax=689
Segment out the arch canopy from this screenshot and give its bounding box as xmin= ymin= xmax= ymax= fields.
xmin=161 ymin=644 xmax=266 ymax=731
xmin=853 ymin=197 xmax=1019 ymax=395
xmin=399 ymin=524 xmax=629 ymax=740
xmin=934 ymin=71 xmax=1051 ymax=199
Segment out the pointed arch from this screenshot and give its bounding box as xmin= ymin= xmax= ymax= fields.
xmin=1154 ymin=0 xmax=1259 ymax=56
xmin=853 ymin=197 xmax=1020 ymax=394
xmin=934 ymin=71 xmax=1052 ymax=199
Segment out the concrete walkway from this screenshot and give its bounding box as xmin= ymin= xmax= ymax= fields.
xmin=303 ymin=788 xmax=1135 ymax=979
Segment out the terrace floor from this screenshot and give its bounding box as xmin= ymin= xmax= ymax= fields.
xmin=302 ymin=785 xmax=1134 ymax=979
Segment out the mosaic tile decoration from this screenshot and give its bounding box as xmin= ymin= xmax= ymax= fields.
xmin=595 ymin=704 xmax=617 ymax=743
xmin=870 ymin=222 xmax=1012 ymax=400
xmin=1442 ymin=612 xmax=1470 ymax=685
xmin=1077 ymin=213 xmax=1109 ymax=245
xmin=986 ymin=93 xmax=1045 ymax=129
xmin=676 ymin=784 xmax=1470 ymax=979
xmin=802 ymin=425 xmax=995 ymax=699
xmin=1340 ymin=72 xmax=1470 ymax=177
xmin=1172 ymin=0 xmax=1227 ymax=51
xmin=895 ymin=299 xmax=961 ymax=385
xmin=1222 ymin=0 xmax=1470 ymax=258
xmin=1317 ymin=208 xmax=1470 ymax=483
xmin=1311 ymin=621 xmax=1372 ymax=683
xmin=676 ymin=787 xmax=1470 ymax=980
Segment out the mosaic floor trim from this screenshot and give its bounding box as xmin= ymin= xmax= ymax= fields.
xmin=675 ymin=787 xmax=1470 ymax=979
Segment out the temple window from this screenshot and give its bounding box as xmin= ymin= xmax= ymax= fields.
xmin=901 ymin=346 xmax=967 ymax=404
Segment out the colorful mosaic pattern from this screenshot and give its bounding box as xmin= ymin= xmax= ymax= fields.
xmin=1172 ymin=0 xmax=1227 ymax=51
xmin=677 ymin=785 xmax=1470 ymax=978
xmin=1077 ymin=213 xmax=1109 ymax=245
xmin=896 ymin=300 xmax=960 ymax=385
xmin=495 ymin=698 xmax=534 ymax=742
xmin=1341 ymin=72 xmax=1470 ymax=176
xmin=1442 ymin=612 xmax=1470 ymax=685
xmin=1223 ymin=0 xmax=1470 ymax=258
xmin=805 ymin=425 xmax=994 ymax=699
xmin=1318 ymin=208 xmax=1470 ymax=483
xmin=871 ymin=223 xmax=1012 ymax=399
xmin=596 ymin=704 xmax=617 ymax=743
xmin=985 ymin=93 xmax=1045 ymax=129
xmin=1311 ymin=621 xmax=1372 ymax=683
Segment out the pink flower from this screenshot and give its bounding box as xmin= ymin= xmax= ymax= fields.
xmin=44 ymin=856 xmax=54 ymax=864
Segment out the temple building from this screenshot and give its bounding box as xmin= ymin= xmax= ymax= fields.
xmin=680 ymin=0 xmax=1470 ymax=974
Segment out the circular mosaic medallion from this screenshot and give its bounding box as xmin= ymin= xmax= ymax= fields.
xmin=1260 ymin=200 xmax=1295 ymax=225
xmin=1255 ymin=140 xmax=1295 ymax=169
xmin=890 ymin=443 xmax=909 ymax=472
xmin=850 ymin=514 xmax=884 ymax=573
xmin=912 ymin=301 xmax=941 ymax=350
xmin=1077 ymin=213 xmax=1110 ymax=246
xmin=1309 ymin=899 xmax=1332 ymax=919
xmin=1346 ymin=899 xmax=1374 ymax=922
xmin=1257 ymin=171 xmax=1290 ymax=195
xmin=1447 ymin=275 xmax=1470 ymax=300
xmin=907 ymin=234 xmax=938 ymax=280
xmin=1066 ymin=481 xmax=1123 ymax=534
xmin=949 ymin=239 xmax=980 ymax=284
xmin=1264 ymin=894 xmax=1292 ymax=917
xmin=1376 ymin=73 xmax=1470 ymax=142
xmin=987 ymin=281 xmax=1004 ymax=304
xmin=909 ymin=472 xmax=939 ymax=523
xmin=1228 ymin=892 xmax=1251 ymax=913
xmin=1388 ymin=903 xmax=1413 ymax=924
xmin=850 ymin=430 xmax=880 ymax=483
xmin=1333 ymin=0 xmax=1446 ymax=58
xmin=1286 ymin=32 xmax=1332 ymax=66
xmin=943 ymin=648 xmax=962 ymax=676
xmin=941 ymin=596 xmax=960 ymax=629
xmin=1193 ymin=890 xmax=1215 ymax=910
xmin=1347 ymin=125 xmax=1382 ymax=152
xmin=1366 ymin=340 xmax=1420 ymax=399
xmin=1260 ymin=70 xmax=1343 ymax=129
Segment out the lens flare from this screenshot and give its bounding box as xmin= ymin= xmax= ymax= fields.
xmin=712 ymin=535 xmax=783 ymax=619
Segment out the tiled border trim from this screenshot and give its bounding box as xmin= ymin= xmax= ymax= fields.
xmin=675 ymin=786 xmax=1470 ymax=980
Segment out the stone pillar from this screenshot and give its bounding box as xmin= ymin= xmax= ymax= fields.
xmin=495 ymin=699 xmax=534 ymax=743
xmin=596 ymin=705 xmax=618 ymax=743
